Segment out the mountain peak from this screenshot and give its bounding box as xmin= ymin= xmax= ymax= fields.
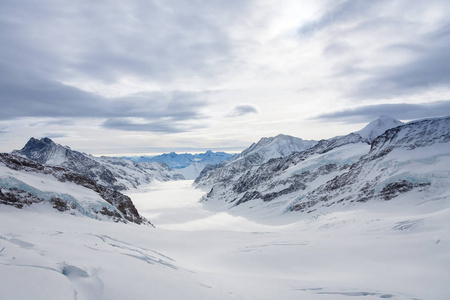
xmin=13 ymin=137 xmax=68 ymax=165
xmin=24 ymin=137 xmax=56 ymax=147
xmin=356 ymin=116 xmax=404 ymax=143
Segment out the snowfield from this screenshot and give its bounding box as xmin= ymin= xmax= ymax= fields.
xmin=1 ymin=180 xmax=449 ymax=300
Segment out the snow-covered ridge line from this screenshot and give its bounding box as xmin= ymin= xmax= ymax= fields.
xmin=124 ymin=150 xmax=233 ymax=168
xmin=124 ymin=150 xmax=234 ymax=180
xmin=13 ymin=137 xmax=185 ymax=191
xmin=0 ymin=153 xmax=151 ymax=225
xmin=197 ymin=115 xmax=450 ymax=219
xmin=194 ymin=134 xmax=320 ymax=188
xmin=290 ymin=115 xmax=450 ymax=212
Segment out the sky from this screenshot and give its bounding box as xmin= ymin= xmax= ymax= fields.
xmin=1 ymin=0 xmax=450 ymax=156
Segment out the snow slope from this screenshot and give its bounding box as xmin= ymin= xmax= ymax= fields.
xmin=1 ymin=180 xmax=449 ymax=300
xmin=195 ymin=134 xmax=317 ymax=189
xmin=229 ymin=134 xmax=317 ymax=164
xmin=355 ymin=115 xmax=404 ymax=142
xmin=175 ymin=162 xmax=207 ymax=180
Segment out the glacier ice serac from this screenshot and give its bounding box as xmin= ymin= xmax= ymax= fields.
xmin=1 ymin=115 xmax=450 ymax=300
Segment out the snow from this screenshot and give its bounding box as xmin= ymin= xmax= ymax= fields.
xmin=125 ymin=151 xmax=232 ymax=169
xmin=175 ymin=162 xmax=207 ymax=180
xmin=355 ymin=115 xmax=403 ymax=142
xmin=230 ymin=134 xmax=317 ymax=164
xmin=1 ymin=180 xmax=449 ymax=300
xmin=0 ymin=164 xmax=126 ymax=221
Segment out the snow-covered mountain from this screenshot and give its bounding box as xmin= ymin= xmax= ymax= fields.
xmin=124 ymin=150 xmax=233 ymax=180
xmin=125 ymin=150 xmax=233 ymax=169
xmin=0 ymin=153 xmax=150 ymax=225
xmin=194 ymin=134 xmax=317 ymax=189
xmin=13 ymin=137 xmax=184 ymax=190
xmin=290 ymin=115 xmax=450 ymax=212
xmin=175 ymin=162 xmax=208 ymax=180
xmin=355 ymin=115 xmax=404 ymax=142
xmin=230 ymin=134 xmax=317 ymax=164
xmin=198 ymin=116 xmax=450 ymax=219
xmin=1 ymin=116 xmax=450 ymax=300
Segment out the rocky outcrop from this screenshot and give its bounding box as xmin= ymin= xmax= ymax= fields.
xmin=0 ymin=153 xmax=151 ymax=225
xmin=290 ymin=116 xmax=450 ymax=212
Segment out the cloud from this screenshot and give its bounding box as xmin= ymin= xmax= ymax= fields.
xmin=0 ymin=0 xmax=251 ymax=87
xmin=0 ymin=63 xmax=210 ymax=133
xmin=102 ymin=117 xmax=205 ymax=133
xmin=352 ymin=30 xmax=450 ymax=99
xmin=315 ymin=100 xmax=450 ymax=123
xmin=42 ymin=133 xmax=70 ymax=139
xmin=0 ymin=0 xmax=255 ymax=136
xmin=298 ymin=0 xmax=450 ymax=99
xmin=226 ymin=104 xmax=259 ymax=117
xmin=299 ymin=0 xmax=383 ymax=36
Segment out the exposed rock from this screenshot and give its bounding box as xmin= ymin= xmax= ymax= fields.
xmin=0 ymin=153 xmax=151 ymax=225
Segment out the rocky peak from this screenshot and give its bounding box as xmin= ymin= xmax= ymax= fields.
xmin=13 ymin=137 xmax=66 ymax=165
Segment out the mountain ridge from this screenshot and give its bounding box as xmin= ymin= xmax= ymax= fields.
xmin=0 ymin=153 xmax=150 ymax=225
xmin=13 ymin=137 xmax=185 ymax=190
xmin=197 ymin=115 xmax=450 ymax=219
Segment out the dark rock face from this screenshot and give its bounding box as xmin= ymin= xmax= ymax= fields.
xmin=0 ymin=153 xmax=151 ymax=225
xmin=13 ymin=138 xmax=126 ymax=190
xmin=50 ymin=197 xmax=76 ymax=212
xmin=379 ymin=180 xmax=431 ymax=201
xmin=0 ymin=188 xmax=42 ymax=209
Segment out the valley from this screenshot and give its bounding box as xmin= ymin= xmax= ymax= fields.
xmin=1 ymin=116 xmax=449 ymax=299
xmin=1 ymin=179 xmax=448 ymax=300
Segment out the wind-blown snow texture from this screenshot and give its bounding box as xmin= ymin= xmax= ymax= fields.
xmin=1 ymin=115 xmax=450 ymax=299
xmin=0 ymin=179 xmax=449 ymax=300
xmin=13 ymin=137 xmax=184 ymax=190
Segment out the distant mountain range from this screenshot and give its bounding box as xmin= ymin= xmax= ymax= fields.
xmin=124 ymin=150 xmax=233 ymax=168
xmin=123 ymin=150 xmax=233 ymax=179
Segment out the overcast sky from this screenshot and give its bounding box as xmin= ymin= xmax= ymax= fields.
xmin=1 ymin=0 xmax=449 ymax=155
